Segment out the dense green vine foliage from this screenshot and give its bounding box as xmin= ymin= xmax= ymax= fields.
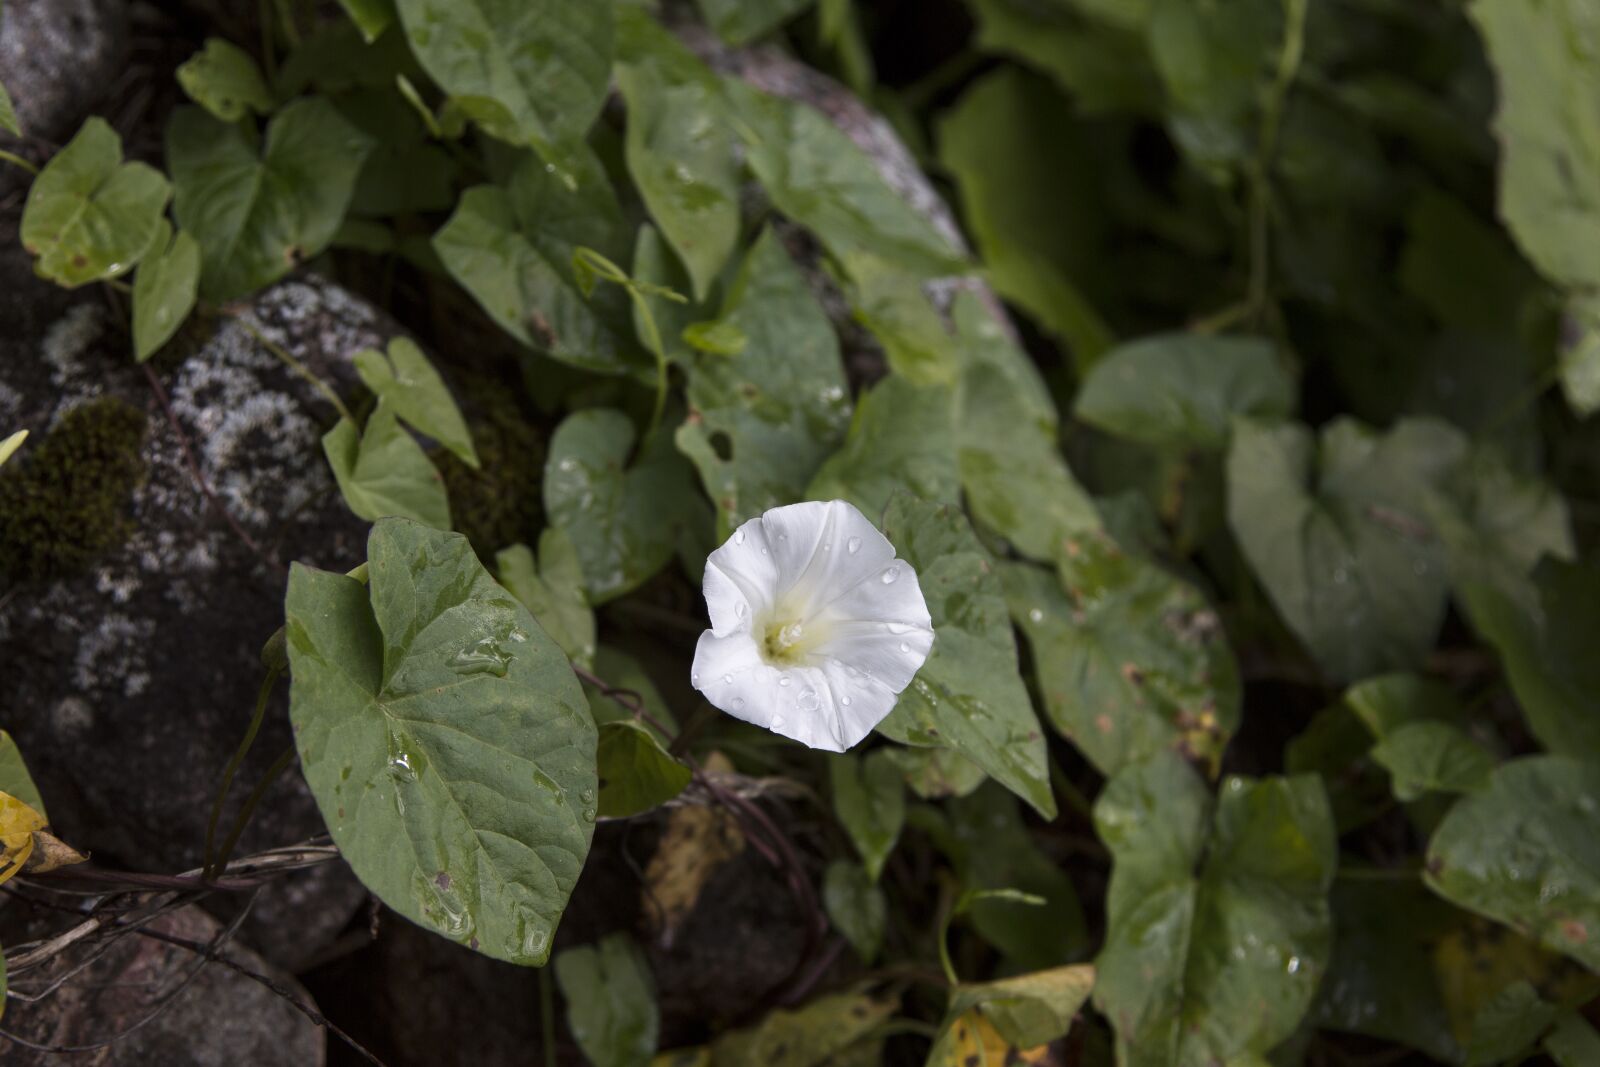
xmin=4 ymin=0 xmax=1600 ymax=1063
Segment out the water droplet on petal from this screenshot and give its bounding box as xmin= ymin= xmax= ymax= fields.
xmin=735 ymin=601 xmax=748 ymax=619
xmin=797 ymin=688 xmax=819 ymax=712
xmin=881 ymin=566 xmax=900 ymax=584
xmin=722 ymin=673 xmax=733 ymax=684
xmin=761 ymin=547 xmax=769 ymax=556
xmin=840 ymin=695 xmax=852 ymax=706
xmin=691 ymin=672 xmax=701 ymax=686
xmin=846 ymin=537 xmax=862 ymax=555
xmin=735 ymin=529 xmax=746 ymax=545
xmin=732 ymin=696 xmax=746 ymax=710
xmin=823 ymin=542 xmax=832 ymax=552
xmin=885 ymin=621 xmax=911 ymax=634
xmin=777 ymin=533 xmax=787 ymax=542
xmin=899 ymin=642 xmax=911 ymax=653
xmin=778 ymin=674 xmax=792 ymax=687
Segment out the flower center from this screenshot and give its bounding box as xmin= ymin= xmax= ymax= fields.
xmin=760 ymin=613 xmax=826 ymax=666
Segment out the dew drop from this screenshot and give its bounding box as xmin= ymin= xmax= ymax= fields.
xmin=846 ymin=537 xmax=862 ymax=555
xmin=734 ymin=529 xmax=746 ymax=545
xmin=732 ymin=696 xmax=746 ymax=710
xmin=841 ymin=695 xmax=852 ymax=707
xmin=778 ymin=674 xmax=792 ymax=687
xmin=735 ymin=601 xmax=748 ymax=619
xmin=761 ymin=547 xmax=769 ymax=556
xmin=1286 ymin=956 xmax=1301 ymax=975
xmin=797 ymin=688 xmax=820 ymax=712
xmin=823 ymin=542 xmax=832 ymax=552
xmin=880 ymin=566 xmax=900 ymax=584
xmin=777 ymin=533 xmax=787 ymax=542
xmin=885 ymin=621 xmax=912 ymax=634
xmin=722 ymin=673 xmax=733 ymax=684
xmin=899 ymin=642 xmax=911 ymax=653
xmin=691 ymin=672 xmax=700 ymax=686
xmin=558 ymin=458 xmax=577 ymax=472
xmin=509 ymin=629 xmax=528 ymax=643
xmin=1028 ymin=608 xmax=1045 ymax=623
xmin=582 ymin=808 xmax=596 ymax=822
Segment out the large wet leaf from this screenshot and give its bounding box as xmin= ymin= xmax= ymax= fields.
xmin=615 ymin=8 xmax=739 ymax=301
xmin=1425 ymin=756 xmax=1600 ymax=972
xmin=839 ymin=252 xmax=962 ymax=385
xmin=394 ymin=0 xmax=613 ymax=173
xmin=726 ymin=82 xmax=965 ymax=278
xmin=435 ymin=152 xmax=641 ymax=375
xmin=284 ymin=518 xmax=597 ymax=965
xmin=1226 ymin=416 xmax=1468 ymax=683
xmin=676 ymin=228 xmax=851 ymax=537
xmin=1003 ymin=533 xmax=1239 ymax=778
xmin=554 ymin=932 xmax=658 ymax=1067
xmin=546 ymin=408 xmax=698 ymax=604
xmin=168 ymin=99 xmax=373 ymax=300
xmin=322 ymin=403 xmax=451 ymax=529
xmin=876 ymin=498 xmax=1057 ymax=819
xmin=1075 ymin=333 xmax=1293 ymax=449
xmin=21 ymin=118 xmax=170 ymax=288
xmin=953 ymin=293 xmax=1099 ymax=561
xmin=1093 ymin=751 xmax=1337 ymax=1066
xmin=806 ymin=374 xmax=959 ymax=520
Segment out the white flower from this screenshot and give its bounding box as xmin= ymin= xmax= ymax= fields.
xmin=691 ymin=500 xmax=935 ymax=752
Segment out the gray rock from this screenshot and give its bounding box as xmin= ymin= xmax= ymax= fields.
xmin=0 ymin=0 xmax=130 ymax=172
xmin=0 ymin=245 xmax=391 ymax=970
xmin=1 ymin=903 xmax=326 ymax=1067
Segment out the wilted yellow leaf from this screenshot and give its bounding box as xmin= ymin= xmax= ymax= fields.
xmin=0 ymin=790 xmax=48 ymax=885
xmin=930 ymin=1009 xmax=1063 ymax=1067
xmin=643 ymin=782 xmax=745 ymax=944
xmin=24 ymin=830 xmax=87 ymax=874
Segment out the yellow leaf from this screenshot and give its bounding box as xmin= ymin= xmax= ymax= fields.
xmin=0 ymin=790 xmax=48 ymax=886
xmin=644 ymin=797 xmax=745 ymax=943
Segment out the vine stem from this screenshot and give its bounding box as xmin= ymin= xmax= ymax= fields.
xmin=204 ymin=668 xmax=280 ymax=878
xmin=1244 ymin=0 xmax=1308 ymax=327
xmin=231 ymin=315 xmax=355 ymax=424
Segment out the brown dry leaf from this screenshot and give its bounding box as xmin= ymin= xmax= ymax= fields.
xmin=643 ymin=794 xmax=745 ymax=944
xmin=0 ymin=790 xmax=47 ymax=885
xmin=24 ymin=829 xmax=87 ymax=873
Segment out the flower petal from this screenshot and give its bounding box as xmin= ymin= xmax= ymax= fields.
xmin=703 ymin=516 xmax=778 ymax=636
xmin=814 ymin=619 xmax=935 ymax=693
xmin=692 ymin=633 xmax=855 ymax=751
xmin=761 ymin=500 xmax=897 ymax=619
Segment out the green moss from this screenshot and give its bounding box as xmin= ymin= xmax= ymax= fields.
xmin=0 ymin=397 xmax=149 ymax=583
xmin=438 ymin=375 xmax=546 ymax=560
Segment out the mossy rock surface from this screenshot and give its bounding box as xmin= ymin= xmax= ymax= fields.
xmin=0 ymin=252 xmax=411 ymax=969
